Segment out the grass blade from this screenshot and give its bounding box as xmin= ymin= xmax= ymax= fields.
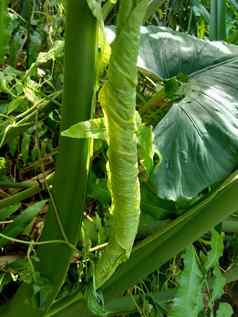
xmin=0 ymin=201 xmax=47 ymax=247
xmin=0 ymin=204 xmax=20 ymax=221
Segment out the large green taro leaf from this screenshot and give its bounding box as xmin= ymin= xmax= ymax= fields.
xmin=152 ymin=57 xmax=238 ymax=201
xmin=106 ymin=26 xmax=238 ymax=79
xmin=106 ymin=26 xmax=238 ymax=202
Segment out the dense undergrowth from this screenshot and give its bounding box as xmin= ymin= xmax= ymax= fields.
xmin=1 ymin=1 xmax=238 ymax=317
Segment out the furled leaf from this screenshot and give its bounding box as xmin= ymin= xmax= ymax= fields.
xmin=0 ymin=200 xmax=47 ymax=247
xmin=169 ymin=246 xmax=203 ymax=317
xmin=94 ymin=0 xmax=148 ymax=289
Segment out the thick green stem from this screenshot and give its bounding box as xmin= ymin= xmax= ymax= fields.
xmin=210 ymin=0 xmax=226 ymax=40
xmin=217 ymin=0 xmax=226 ymax=40
xmin=0 ymin=1 xmax=97 ymax=315
xmin=35 ymin=0 xmax=97 ymax=307
xmin=210 ymin=0 xmax=217 ymax=40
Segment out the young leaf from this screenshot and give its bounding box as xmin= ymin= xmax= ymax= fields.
xmin=169 ymin=246 xmax=203 ymax=317
xmin=62 ymin=118 xmax=107 ymax=140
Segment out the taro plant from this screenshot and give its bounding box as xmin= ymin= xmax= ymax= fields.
xmin=55 ymin=16 xmax=238 ymax=317
xmin=1 ymin=1 xmax=238 ymax=317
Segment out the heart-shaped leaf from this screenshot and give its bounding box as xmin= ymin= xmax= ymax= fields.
xmin=149 ymin=28 xmax=238 ymax=201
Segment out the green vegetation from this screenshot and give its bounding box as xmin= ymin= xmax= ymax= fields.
xmin=1 ymin=1 xmax=238 ymax=316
